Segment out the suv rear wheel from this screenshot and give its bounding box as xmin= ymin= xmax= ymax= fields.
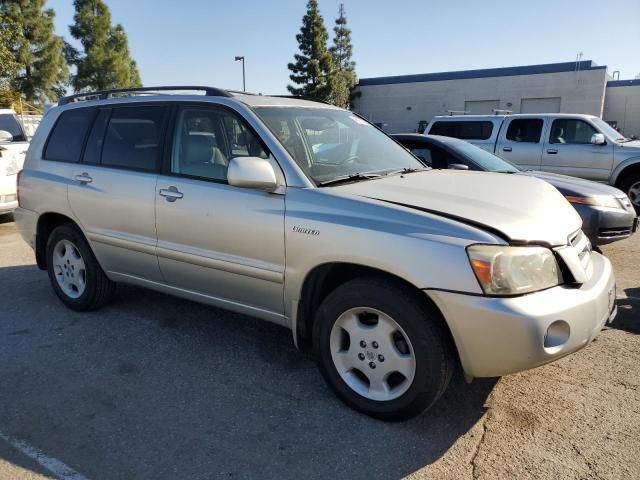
xmin=46 ymin=224 xmax=115 ymax=311
xmin=313 ymin=277 xmax=455 ymax=420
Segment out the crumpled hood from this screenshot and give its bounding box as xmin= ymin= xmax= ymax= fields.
xmin=333 ymin=170 xmax=581 ymax=246
xmin=520 ymin=170 xmax=626 ymax=197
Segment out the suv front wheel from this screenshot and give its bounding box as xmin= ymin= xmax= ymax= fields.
xmin=314 ymin=277 xmax=455 ymax=420
xmin=46 ymin=224 xmax=115 ymax=311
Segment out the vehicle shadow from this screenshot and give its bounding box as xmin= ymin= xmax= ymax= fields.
xmin=0 ymin=213 xmax=14 ymax=224
xmin=0 ymin=264 xmax=496 ymax=480
xmin=610 ymin=287 xmax=640 ymax=335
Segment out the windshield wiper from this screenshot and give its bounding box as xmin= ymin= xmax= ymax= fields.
xmin=317 ymin=172 xmax=383 ymax=187
xmin=617 ymin=138 xmax=633 ymax=143
xmin=385 ymin=167 xmax=430 ymax=176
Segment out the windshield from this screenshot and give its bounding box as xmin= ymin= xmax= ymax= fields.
xmin=591 ymin=117 xmax=628 ymax=142
xmin=451 ymin=141 xmax=520 ymax=172
xmin=254 ymin=107 xmax=424 ymax=184
xmin=0 ymin=114 xmax=26 ymax=142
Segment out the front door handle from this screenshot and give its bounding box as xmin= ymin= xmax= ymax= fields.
xmin=159 ymin=186 xmax=184 ymax=202
xmin=74 ymin=173 xmax=93 ymax=184
xmin=547 ymin=149 xmax=558 ymax=154
xmin=502 ymin=146 xmax=512 ymax=152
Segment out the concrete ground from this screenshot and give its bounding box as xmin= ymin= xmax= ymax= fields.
xmin=0 ymin=213 xmax=638 ymax=479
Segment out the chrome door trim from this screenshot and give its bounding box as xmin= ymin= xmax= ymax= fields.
xmin=108 ymin=271 xmax=288 ymax=326
xmin=156 ymin=243 xmax=284 ymax=284
xmin=86 ymin=230 xmax=157 ymax=256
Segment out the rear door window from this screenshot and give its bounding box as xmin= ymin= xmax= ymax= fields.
xmin=505 ymin=119 xmax=543 ymax=143
xmin=44 ymin=108 xmax=97 ymax=162
xmin=101 ymin=106 xmax=168 ymax=171
xmin=429 ymin=121 xmax=493 ymax=140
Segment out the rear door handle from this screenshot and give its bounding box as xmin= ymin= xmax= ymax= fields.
xmin=502 ymin=146 xmax=512 ymax=152
xmin=547 ymin=149 xmax=558 ymax=154
xmin=159 ymin=186 xmax=184 ymax=202
xmin=73 ymin=173 xmax=93 ymax=184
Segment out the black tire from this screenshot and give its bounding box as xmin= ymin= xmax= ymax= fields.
xmin=618 ymin=171 xmax=640 ymax=214
xmin=313 ymin=276 xmax=455 ymax=421
xmin=46 ymin=223 xmax=115 ymax=311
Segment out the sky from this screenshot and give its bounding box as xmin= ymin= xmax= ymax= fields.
xmin=46 ymin=0 xmax=640 ymax=95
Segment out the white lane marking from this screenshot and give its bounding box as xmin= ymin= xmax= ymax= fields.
xmin=0 ymin=431 xmax=90 ymax=480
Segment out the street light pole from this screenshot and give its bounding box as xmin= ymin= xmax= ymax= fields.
xmin=234 ymin=56 xmax=245 ymax=92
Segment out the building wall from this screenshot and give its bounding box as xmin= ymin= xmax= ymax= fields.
xmin=603 ymin=82 xmax=640 ymax=139
xmin=353 ymin=68 xmax=608 ymax=133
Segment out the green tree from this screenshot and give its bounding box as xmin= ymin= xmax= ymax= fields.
xmin=328 ymin=4 xmax=357 ymax=108
xmin=0 ymin=0 xmax=69 ymax=103
xmin=287 ymin=0 xmax=333 ymax=101
xmin=67 ymin=0 xmax=142 ymax=92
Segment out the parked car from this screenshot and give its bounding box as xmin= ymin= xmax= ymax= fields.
xmin=425 ymin=114 xmax=640 ymax=212
xmin=392 ymin=134 xmax=638 ymax=247
xmin=15 ymin=86 xmax=616 ymax=420
xmin=0 ymin=109 xmax=30 ymax=214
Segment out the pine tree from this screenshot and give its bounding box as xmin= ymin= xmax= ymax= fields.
xmin=0 ymin=0 xmax=69 ymax=103
xmin=67 ymin=0 xmax=142 ymax=92
xmin=287 ymin=0 xmax=333 ymax=101
xmin=328 ymin=4 xmax=357 ymax=108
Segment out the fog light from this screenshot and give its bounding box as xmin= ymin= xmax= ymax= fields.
xmin=544 ymin=320 xmax=570 ymax=353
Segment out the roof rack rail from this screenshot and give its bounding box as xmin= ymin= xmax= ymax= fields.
xmin=272 ymin=95 xmax=331 ymax=105
xmin=58 ymin=86 xmax=232 ymax=106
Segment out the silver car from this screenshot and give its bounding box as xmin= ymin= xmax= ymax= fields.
xmin=14 ymin=87 xmax=617 ymax=420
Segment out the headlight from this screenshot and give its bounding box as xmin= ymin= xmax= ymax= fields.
xmin=467 ymin=245 xmax=563 ymax=296
xmin=564 ymin=195 xmax=622 ymax=210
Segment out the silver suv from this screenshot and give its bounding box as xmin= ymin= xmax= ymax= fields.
xmin=15 ymin=87 xmax=617 ymax=420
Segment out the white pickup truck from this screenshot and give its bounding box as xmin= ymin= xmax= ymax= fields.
xmin=426 ymin=114 xmax=640 ymax=212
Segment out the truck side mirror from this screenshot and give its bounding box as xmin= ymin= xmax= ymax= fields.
xmin=0 ymin=130 xmax=13 ymax=142
xmin=590 ymin=133 xmax=606 ymax=145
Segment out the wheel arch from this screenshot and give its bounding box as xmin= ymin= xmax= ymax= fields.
xmin=35 ymin=212 xmax=82 ymax=270
xmin=294 ymin=262 xmax=459 ymax=363
xmin=612 ymin=156 xmax=640 ymax=188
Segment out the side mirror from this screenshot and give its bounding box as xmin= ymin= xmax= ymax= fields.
xmin=227 ymin=156 xmax=278 ymax=191
xmin=449 ymin=163 xmax=469 ymax=170
xmin=0 ymin=130 xmax=13 ymax=142
xmin=590 ymin=133 xmax=606 ymax=145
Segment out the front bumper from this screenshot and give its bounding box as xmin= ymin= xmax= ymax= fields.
xmin=574 ymin=203 xmax=637 ymax=246
xmin=0 ymin=174 xmax=18 ymax=214
xmin=427 ymin=251 xmax=616 ymax=378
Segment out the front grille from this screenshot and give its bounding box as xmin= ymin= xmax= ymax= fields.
xmin=599 ymin=227 xmax=632 ymax=238
xmin=569 ymin=229 xmax=593 ymax=274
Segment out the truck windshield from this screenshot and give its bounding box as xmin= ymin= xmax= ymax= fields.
xmin=254 ymin=107 xmax=424 ymax=185
xmin=451 ymin=141 xmax=520 ymax=173
xmin=590 ymin=117 xmax=629 ymax=142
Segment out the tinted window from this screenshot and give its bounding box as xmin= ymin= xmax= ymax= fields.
xmin=171 ymin=107 xmax=267 ymax=181
xmin=550 ymin=119 xmax=597 ymax=145
xmin=44 ymin=108 xmax=96 ymax=162
xmin=429 ymin=121 xmax=493 ymax=140
xmin=0 ymin=114 xmax=26 ymax=141
xmin=506 ymin=119 xmax=543 ymax=143
xmin=410 ymin=148 xmax=433 ymax=166
xmin=82 ymin=108 xmax=111 ymax=164
xmin=102 ymin=106 xmax=168 ymax=171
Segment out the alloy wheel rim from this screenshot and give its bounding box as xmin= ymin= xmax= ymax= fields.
xmin=53 ymin=239 xmax=86 ymax=299
xmin=629 ymin=181 xmax=640 ymax=207
xmin=329 ymin=307 xmax=416 ymax=402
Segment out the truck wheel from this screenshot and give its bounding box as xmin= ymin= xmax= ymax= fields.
xmin=313 ymin=276 xmax=455 ymax=420
xmin=619 ymin=172 xmax=640 ymax=214
xmin=46 ymin=224 xmax=115 ymax=311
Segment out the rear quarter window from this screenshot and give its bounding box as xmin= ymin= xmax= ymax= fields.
xmin=429 ymin=121 xmax=493 ymax=140
xmin=44 ymin=108 xmax=97 ymax=162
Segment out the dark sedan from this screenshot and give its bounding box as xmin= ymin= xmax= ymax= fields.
xmin=392 ymin=134 xmax=638 ymax=247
